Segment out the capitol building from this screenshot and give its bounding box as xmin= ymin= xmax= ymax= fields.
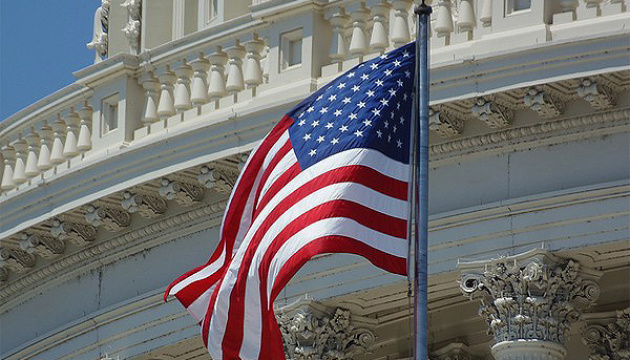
xmin=0 ymin=0 xmax=628 ymax=359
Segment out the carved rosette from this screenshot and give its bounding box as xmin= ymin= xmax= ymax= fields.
xmin=429 ymin=106 xmax=464 ymax=138
xmin=121 ymin=190 xmax=167 ymax=218
xmin=582 ymin=308 xmax=630 ymax=360
xmin=158 ymin=178 xmax=204 ymax=206
xmin=19 ymin=233 xmax=65 ymax=258
xmin=51 ymin=219 xmax=97 ymax=246
xmin=577 ymin=78 xmax=616 ymax=110
xmin=277 ymin=307 xmax=375 ymax=360
xmin=85 ymin=205 xmax=131 ymax=232
xmin=121 ymin=0 xmax=141 ymax=54
xmin=197 ymin=165 xmax=238 ymax=194
xmin=459 ymin=250 xmax=602 ymax=360
xmin=524 ymin=87 xmax=565 ymax=118
xmin=0 ymin=248 xmax=36 ymax=273
xmin=471 ymin=97 xmax=513 ymax=128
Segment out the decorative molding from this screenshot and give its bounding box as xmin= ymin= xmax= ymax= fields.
xmin=0 ymin=248 xmax=36 ymax=273
xmin=121 ymin=0 xmax=141 ymax=54
xmin=524 ymin=87 xmax=565 ymax=118
xmin=429 ymin=106 xmax=464 ymax=138
xmin=85 ymin=204 xmax=131 ymax=231
xmin=577 ymin=78 xmax=616 ymax=110
xmin=0 ymin=266 xmax=8 ymax=284
xmin=459 ymin=249 xmax=602 ymax=346
xmin=0 ymin=200 xmax=227 ymax=312
xmin=430 ymin=342 xmax=481 ymax=360
xmin=51 ymin=219 xmax=97 ymax=246
xmin=430 ymin=108 xmax=629 ymax=158
xmin=471 ymin=97 xmax=512 ymax=128
xmin=19 ymin=233 xmax=65 ymax=258
xmin=121 ymin=190 xmax=167 ymax=218
xmin=197 ymin=164 xmax=238 ymax=194
xmin=582 ymin=308 xmax=630 ymax=360
xmin=276 ymin=301 xmax=375 ymax=360
xmin=158 ymin=178 xmax=205 ymax=206
xmin=87 ymin=0 xmax=110 ymax=61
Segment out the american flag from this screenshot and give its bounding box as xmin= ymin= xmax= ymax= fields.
xmin=166 ymin=43 xmax=415 ymax=359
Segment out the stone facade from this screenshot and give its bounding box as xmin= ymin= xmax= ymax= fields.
xmin=0 ymin=1 xmax=628 ymax=359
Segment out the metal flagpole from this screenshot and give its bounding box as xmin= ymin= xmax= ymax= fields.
xmin=409 ymin=1 xmax=431 ymax=359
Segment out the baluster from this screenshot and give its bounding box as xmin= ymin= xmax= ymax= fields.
xmin=226 ymin=43 xmax=246 ymax=96
xmin=174 ymin=62 xmax=193 ymax=113
xmin=369 ymin=1 xmax=390 ymax=53
xmin=190 ymin=55 xmax=210 ymax=106
xmin=1 ymin=145 xmax=16 ymax=191
xmin=434 ymin=0 xmax=454 ymax=45
xmin=480 ymin=0 xmax=492 ymax=27
xmin=50 ymin=115 xmax=67 ymax=165
xmin=140 ymin=72 xmax=160 ymax=125
xmin=555 ymin=0 xmax=578 ymax=23
xmin=244 ymin=35 xmax=265 ymax=93
xmin=328 ymin=8 xmax=350 ymax=66
xmin=37 ymin=124 xmax=53 ymax=171
xmin=12 ymin=138 xmax=28 ymax=185
xmin=62 ymin=109 xmax=80 ymax=158
xmin=207 ymin=48 xmax=228 ymax=101
xmin=24 ymin=128 xmax=41 ymax=178
xmin=348 ymin=3 xmax=370 ymax=59
xmin=77 ymin=102 xmax=93 ymax=153
xmin=391 ymin=0 xmax=412 ymax=47
xmin=458 ymin=0 xmax=475 ymax=40
xmin=157 ymin=66 xmax=177 ymax=119
xmin=261 ymin=44 xmax=270 ymax=84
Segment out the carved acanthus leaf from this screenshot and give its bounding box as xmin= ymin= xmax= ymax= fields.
xmin=19 ymin=233 xmax=65 ymax=258
xmin=85 ymin=205 xmax=131 ymax=232
xmin=460 ymin=250 xmax=601 ymax=345
xmin=121 ymin=190 xmax=167 ymax=218
xmin=471 ymin=97 xmax=512 ymax=128
xmin=577 ymin=78 xmax=616 ymax=110
xmin=582 ymin=308 xmax=630 ymax=360
xmin=0 ymin=248 xmax=36 ymax=272
xmin=277 ymin=306 xmax=375 ymax=360
xmin=0 ymin=266 xmax=8 ymax=283
xmin=429 ymin=106 xmax=464 ymax=138
xmin=524 ymin=87 xmax=564 ymax=118
xmin=158 ymin=178 xmax=204 ymax=206
xmin=121 ymin=0 xmax=141 ymax=54
xmin=197 ymin=164 xmax=239 ymax=193
xmin=51 ymin=219 xmax=97 ymax=246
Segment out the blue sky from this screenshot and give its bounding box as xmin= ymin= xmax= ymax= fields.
xmin=0 ymin=1 xmax=98 ymax=120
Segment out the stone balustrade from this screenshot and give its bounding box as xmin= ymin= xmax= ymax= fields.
xmin=1 ymin=93 xmax=94 ymax=195
xmin=1 ymin=0 xmax=627 ymax=198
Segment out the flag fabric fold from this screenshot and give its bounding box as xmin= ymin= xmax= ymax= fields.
xmin=165 ymin=42 xmax=415 ymax=360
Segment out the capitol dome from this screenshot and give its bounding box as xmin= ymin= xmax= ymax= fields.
xmin=0 ymin=1 xmax=628 ymax=359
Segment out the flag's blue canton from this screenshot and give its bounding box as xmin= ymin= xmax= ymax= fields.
xmin=287 ymin=43 xmax=415 ymax=169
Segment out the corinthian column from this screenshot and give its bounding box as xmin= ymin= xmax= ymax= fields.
xmin=459 ymin=249 xmax=602 ymax=360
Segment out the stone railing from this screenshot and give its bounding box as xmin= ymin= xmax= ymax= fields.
xmin=1 ymin=0 xmax=627 ymax=199
xmin=0 ymin=85 xmax=95 ymax=195
xmin=321 ymin=0 xmax=629 ymax=76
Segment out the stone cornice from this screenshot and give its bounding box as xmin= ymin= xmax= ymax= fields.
xmin=0 ymin=200 xmax=226 ymax=313
xmin=430 ymin=107 xmax=630 ymax=166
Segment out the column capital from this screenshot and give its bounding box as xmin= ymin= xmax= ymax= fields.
xmin=276 ymin=299 xmax=375 ymax=360
xmin=582 ymin=308 xmax=630 ymax=360
xmin=459 ymin=249 xmax=602 ymax=359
